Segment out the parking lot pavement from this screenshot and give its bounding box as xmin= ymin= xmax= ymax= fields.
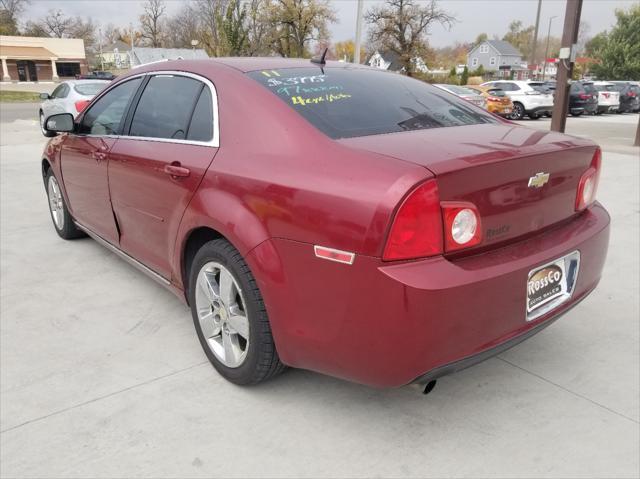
xmin=1 ymin=112 xmax=638 ymax=478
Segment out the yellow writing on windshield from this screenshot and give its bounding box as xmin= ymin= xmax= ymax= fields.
xmin=291 ymin=93 xmax=352 ymax=106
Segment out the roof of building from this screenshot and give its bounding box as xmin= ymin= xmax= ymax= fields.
xmin=0 ymin=35 xmax=85 ymax=58
xmin=484 ymin=40 xmax=522 ymax=57
xmin=0 ymin=45 xmax=56 ymax=59
xmin=366 ymin=50 xmax=406 ymax=71
xmin=103 ymin=40 xmax=131 ymax=52
xmin=130 ymin=47 xmax=209 ymax=66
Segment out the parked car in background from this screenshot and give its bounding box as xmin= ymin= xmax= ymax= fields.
xmin=609 ymin=82 xmax=640 ymax=113
xmin=40 ymin=59 xmax=610 ymax=389
xmin=568 ymin=81 xmax=598 ymax=116
xmin=433 ymin=84 xmax=487 ymax=109
xmin=77 ymin=71 xmax=117 ymax=80
xmin=481 ymin=80 xmax=554 ymax=120
xmin=592 ymin=82 xmax=620 ymax=114
xmin=39 ymin=80 xmax=110 ymax=136
xmin=465 ymin=85 xmax=513 ymax=117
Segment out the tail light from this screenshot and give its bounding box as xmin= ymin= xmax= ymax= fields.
xmin=576 ymin=147 xmax=602 ymax=211
xmin=628 ymin=91 xmax=637 ymax=97
xmin=487 ymin=96 xmax=501 ymax=102
xmin=383 ymin=180 xmax=443 ymax=261
xmin=75 ymin=99 xmax=90 ymax=113
xmin=383 ymin=180 xmax=484 ymax=261
xmin=579 ymin=93 xmax=591 ymax=100
xmin=441 ymin=202 xmax=482 ymax=252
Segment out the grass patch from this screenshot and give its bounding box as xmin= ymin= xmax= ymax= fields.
xmin=0 ymin=91 xmax=41 ymax=102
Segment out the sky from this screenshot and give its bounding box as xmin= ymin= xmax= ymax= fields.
xmin=22 ymin=0 xmax=639 ymax=47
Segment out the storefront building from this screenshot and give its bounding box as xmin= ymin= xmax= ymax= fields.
xmin=0 ymin=36 xmax=88 ymax=82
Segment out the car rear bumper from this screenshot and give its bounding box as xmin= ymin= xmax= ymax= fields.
xmin=250 ymin=204 xmax=610 ymax=388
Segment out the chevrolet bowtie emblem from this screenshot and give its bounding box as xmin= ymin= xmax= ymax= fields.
xmin=528 ymin=172 xmax=550 ymax=188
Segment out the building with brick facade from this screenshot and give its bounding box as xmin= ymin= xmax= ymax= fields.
xmin=0 ymin=35 xmax=88 ymax=83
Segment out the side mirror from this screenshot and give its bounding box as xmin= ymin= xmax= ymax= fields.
xmin=44 ymin=113 xmax=75 ymax=134
xmin=40 ymin=93 xmax=50 ymax=100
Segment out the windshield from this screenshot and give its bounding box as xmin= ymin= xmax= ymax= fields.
xmin=437 ymin=84 xmax=479 ymax=96
xmin=247 ymin=68 xmax=497 ymax=139
xmin=74 ymin=83 xmax=107 ymax=96
xmin=594 ymin=84 xmax=614 ymax=92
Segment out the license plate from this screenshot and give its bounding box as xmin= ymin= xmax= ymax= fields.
xmin=526 ymin=251 xmax=580 ymax=321
xmin=503 ymin=108 xmax=511 ymax=114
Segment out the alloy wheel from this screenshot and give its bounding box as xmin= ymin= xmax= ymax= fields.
xmin=47 ymin=175 xmax=64 ymax=230
xmin=195 ymin=261 xmax=250 ymax=368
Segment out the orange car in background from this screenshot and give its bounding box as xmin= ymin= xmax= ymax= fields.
xmin=466 ymin=85 xmax=514 ymax=117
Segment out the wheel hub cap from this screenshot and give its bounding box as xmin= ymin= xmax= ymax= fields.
xmin=47 ymin=176 xmax=64 ymax=230
xmin=194 ymin=262 xmax=249 ymax=368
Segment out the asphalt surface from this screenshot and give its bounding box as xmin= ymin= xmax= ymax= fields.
xmin=1 ymin=106 xmax=638 ymax=478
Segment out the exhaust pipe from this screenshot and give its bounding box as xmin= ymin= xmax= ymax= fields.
xmin=422 ymin=380 xmax=437 ymax=395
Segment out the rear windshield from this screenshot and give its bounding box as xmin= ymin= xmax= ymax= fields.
xmin=246 ymin=67 xmax=497 ymax=139
xmin=437 ymin=84 xmax=479 ymax=96
xmin=582 ymin=83 xmax=597 ymax=94
xmin=594 ymin=84 xmax=615 ymax=92
xmin=487 ymin=88 xmax=506 ymax=97
xmin=529 ymin=83 xmax=551 ymax=93
xmin=74 ymin=82 xmax=107 ymax=96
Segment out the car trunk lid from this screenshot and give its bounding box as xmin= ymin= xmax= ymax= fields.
xmin=339 ymin=123 xmax=598 ymax=250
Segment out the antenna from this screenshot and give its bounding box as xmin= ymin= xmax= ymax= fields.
xmin=311 ymin=47 xmax=328 ymax=66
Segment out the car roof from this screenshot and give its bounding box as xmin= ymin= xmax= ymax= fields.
xmin=62 ymin=79 xmax=111 ymax=85
xmin=198 ymin=57 xmax=369 ymax=73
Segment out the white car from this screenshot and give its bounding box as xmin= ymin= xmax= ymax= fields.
xmin=592 ymin=81 xmax=620 ymax=114
xmin=432 ymin=84 xmax=487 ymax=109
xmin=481 ymin=80 xmax=554 ymax=120
xmin=39 ymin=80 xmax=110 ymax=136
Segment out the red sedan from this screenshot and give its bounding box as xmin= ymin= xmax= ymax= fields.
xmin=41 ymin=58 xmax=610 ymax=390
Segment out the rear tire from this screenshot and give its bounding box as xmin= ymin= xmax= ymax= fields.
xmin=571 ymin=111 xmax=583 ymax=117
xmin=44 ymin=169 xmax=84 ymax=240
xmin=510 ymin=102 xmax=525 ymax=120
xmin=188 ymin=239 xmax=285 ymax=385
xmin=529 ymin=113 xmax=540 ymax=120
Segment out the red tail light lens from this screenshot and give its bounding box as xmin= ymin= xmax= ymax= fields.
xmin=487 ymin=96 xmax=501 ymax=102
xmin=579 ymin=93 xmax=591 ymax=100
xmin=441 ymin=202 xmax=482 ymax=252
xmin=383 ymin=180 xmax=443 ymax=261
xmin=75 ymin=100 xmax=91 ymax=113
xmin=576 ymin=147 xmax=602 ymax=211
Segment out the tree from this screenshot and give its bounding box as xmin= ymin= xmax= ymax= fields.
xmin=139 ymin=0 xmax=166 ymax=47
xmin=589 ymin=5 xmax=640 ymax=80
xmin=503 ymin=20 xmax=535 ymax=61
xmin=0 ymin=0 xmax=29 ymax=35
xmin=102 ymin=23 xmax=122 ymax=44
xmin=267 ymin=0 xmax=336 ymax=58
xmin=220 ymin=0 xmax=249 ymax=55
xmin=245 ymin=0 xmax=272 ymax=55
xmin=334 ymin=40 xmax=365 ymax=63
xmin=365 ymin=0 xmax=455 ymax=76
xmin=460 ymin=65 xmax=468 ymax=85
xmin=474 ymin=32 xmax=488 ymax=45
xmin=164 ymin=4 xmax=200 ymax=48
xmin=22 ymin=10 xmax=96 ymax=49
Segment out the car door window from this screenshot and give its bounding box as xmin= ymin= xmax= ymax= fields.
xmin=79 ymin=77 xmax=142 ymax=136
xmin=129 ymin=75 xmax=204 ymax=140
xmin=186 ymin=87 xmax=213 ymax=142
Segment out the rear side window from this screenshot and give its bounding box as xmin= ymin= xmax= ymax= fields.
xmin=487 ymin=89 xmax=506 ymax=97
xmin=74 ymin=82 xmax=107 ymax=96
xmin=51 ymin=84 xmax=69 ymax=99
xmin=529 ymin=83 xmax=549 ymax=93
xmin=186 ymin=88 xmax=214 ymax=142
xmin=247 ymin=68 xmax=497 ymax=139
xmin=129 ymin=75 xmax=205 ymax=140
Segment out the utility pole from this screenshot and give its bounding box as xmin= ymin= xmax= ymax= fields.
xmin=99 ymin=27 xmax=104 ymax=71
xmin=530 ymin=0 xmax=542 ymax=76
xmin=354 ymin=0 xmax=364 ymax=64
xmin=541 ymin=16 xmax=557 ymax=81
xmin=551 ymin=0 xmax=583 ymax=133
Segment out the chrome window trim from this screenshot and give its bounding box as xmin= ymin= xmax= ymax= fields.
xmin=80 ymin=70 xmax=220 ymax=148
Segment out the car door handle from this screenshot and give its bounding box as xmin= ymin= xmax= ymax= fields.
xmin=164 ymin=164 xmax=190 ymax=178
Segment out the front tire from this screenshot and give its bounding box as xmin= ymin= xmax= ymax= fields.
xmin=189 ymin=239 xmax=285 ymax=385
xmin=45 ymin=169 xmax=84 ymax=239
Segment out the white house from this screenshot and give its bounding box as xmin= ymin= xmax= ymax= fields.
xmin=367 ymin=50 xmax=429 ymax=74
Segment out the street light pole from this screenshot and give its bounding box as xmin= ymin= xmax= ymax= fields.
xmin=354 ymin=0 xmax=364 ymax=64
xmin=541 ymin=16 xmax=557 ymax=81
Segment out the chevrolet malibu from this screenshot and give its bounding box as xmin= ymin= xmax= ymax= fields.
xmin=41 ymin=58 xmax=610 ymax=389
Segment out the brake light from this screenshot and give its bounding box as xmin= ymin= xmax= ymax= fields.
xmin=383 ymin=180 xmax=443 ymax=261
xmin=487 ymin=96 xmax=501 ymax=102
xmin=75 ymin=99 xmax=90 ymax=113
xmin=579 ymin=93 xmax=591 ymax=100
xmin=628 ymin=91 xmax=637 ymax=97
xmin=576 ymin=148 xmax=602 ymax=211
xmin=441 ymin=202 xmax=482 ymax=252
